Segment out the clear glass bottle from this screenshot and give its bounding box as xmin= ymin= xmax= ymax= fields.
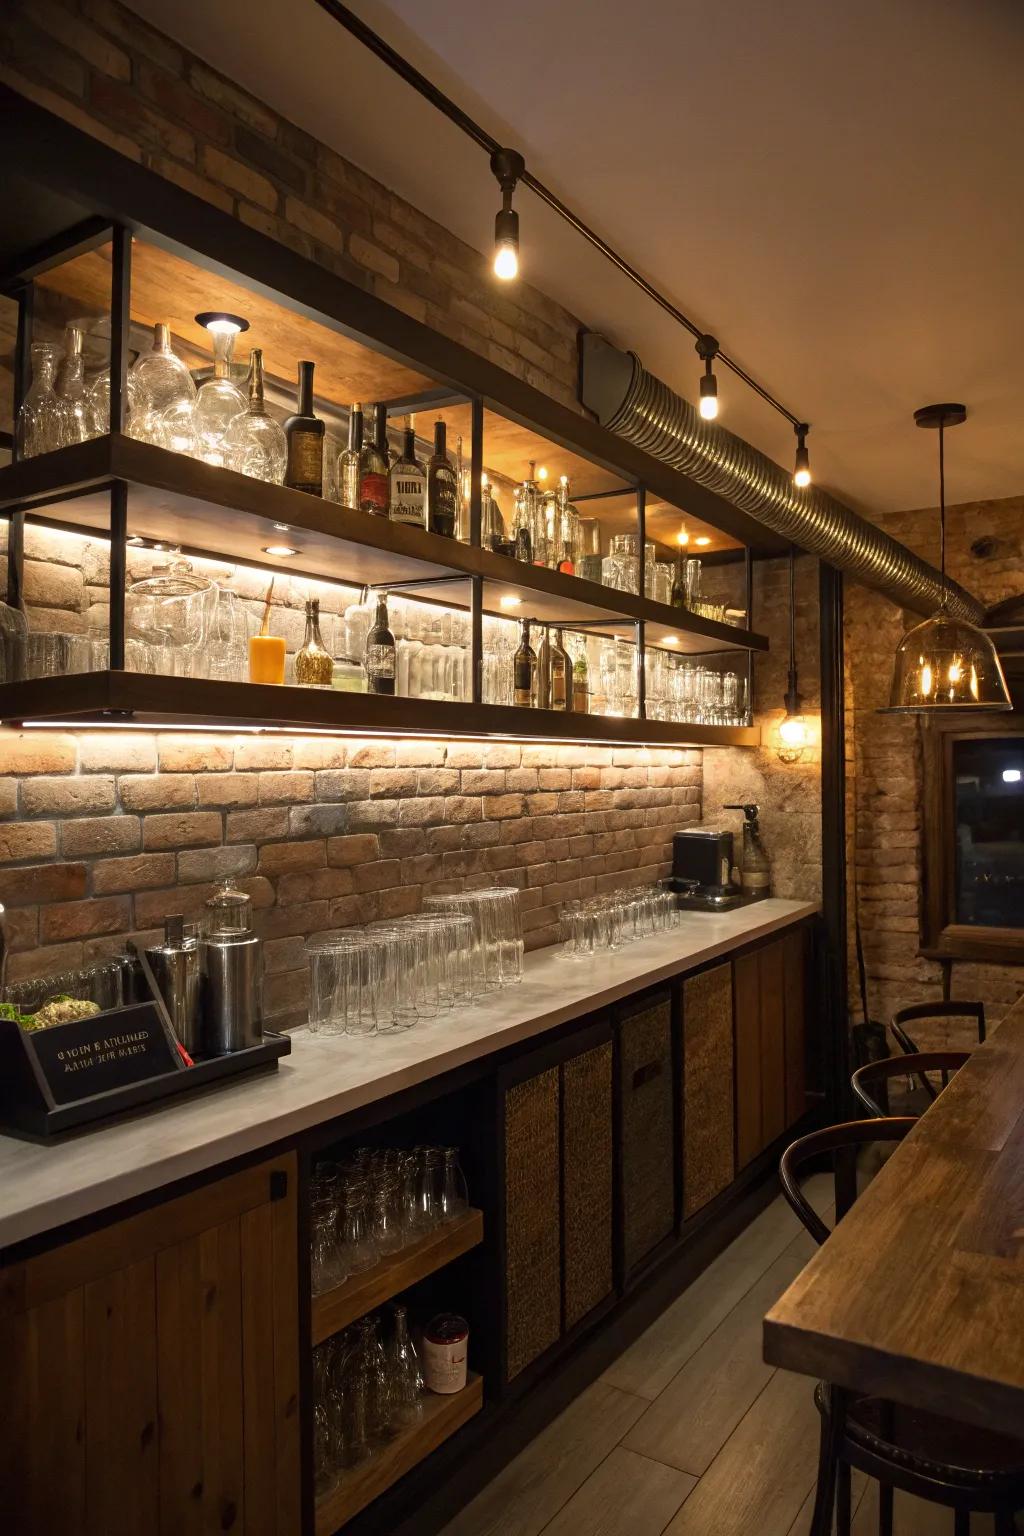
xmin=15 ymin=341 xmax=62 ymax=458
xmin=573 ymin=645 xmax=589 ymax=713
xmin=439 ymin=1148 xmax=469 ymax=1221
xmin=87 ymin=364 xmax=142 ymax=439
xmin=550 ymin=628 xmax=572 ymax=711
xmin=535 ymin=626 xmax=552 ymax=709
xmin=388 ymin=417 xmax=426 ymax=527
xmin=426 ymin=420 xmax=458 ymax=537
xmin=193 ymin=323 xmax=246 ymax=465
xmin=284 ymin=359 xmax=324 ymax=495
xmin=556 ymin=476 xmax=577 ymax=574
xmin=53 ymin=326 xmax=91 ymax=448
xmin=365 ymin=593 xmax=396 ymax=696
xmin=386 ymin=1305 xmax=424 ymax=1424
xmin=358 ymin=402 xmax=389 ymax=516
xmin=294 ymin=597 xmax=334 ymax=688
xmin=129 ymin=322 xmax=196 ymax=444
xmin=513 ymin=618 xmax=537 ymax=707
xmin=338 ymin=402 xmax=363 ymax=509
xmin=223 ymin=348 xmax=287 ymax=482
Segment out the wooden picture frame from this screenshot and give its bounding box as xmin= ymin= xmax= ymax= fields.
xmin=920 ymin=712 xmax=1024 ymax=965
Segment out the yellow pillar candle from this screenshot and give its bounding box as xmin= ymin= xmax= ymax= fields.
xmin=248 ymin=634 xmax=286 ymax=684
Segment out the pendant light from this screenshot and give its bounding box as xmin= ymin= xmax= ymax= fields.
xmin=885 ymin=404 xmax=1010 ymax=713
xmin=490 ymin=148 xmax=524 ymax=281
xmin=696 ymin=334 xmax=719 ymax=419
xmin=777 ymin=547 xmax=810 ymax=762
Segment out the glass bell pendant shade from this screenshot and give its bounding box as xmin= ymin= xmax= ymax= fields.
xmin=887 ymin=606 xmax=1011 ymax=711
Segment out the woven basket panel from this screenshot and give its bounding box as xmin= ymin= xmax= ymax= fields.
xmin=683 ymin=963 xmax=735 ymax=1217
xmin=504 ymin=1066 xmax=561 ymax=1380
xmin=619 ymin=997 xmax=675 ymax=1274
xmin=562 ymin=1041 xmax=614 ymax=1329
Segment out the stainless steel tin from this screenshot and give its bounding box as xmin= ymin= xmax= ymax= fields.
xmin=145 ymin=915 xmax=201 ymax=1054
xmin=201 ymin=932 xmax=262 ymax=1054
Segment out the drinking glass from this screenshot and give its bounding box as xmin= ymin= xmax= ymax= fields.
xmin=439 ymin=1148 xmax=469 ymax=1222
xmin=337 ymin=1183 xmax=377 ymax=1273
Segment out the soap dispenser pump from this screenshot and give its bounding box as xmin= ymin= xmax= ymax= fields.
xmin=724 ymin=804 xmax=771 ymax=898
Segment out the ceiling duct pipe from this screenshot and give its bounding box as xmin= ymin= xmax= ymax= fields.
xmin=580 ymin=332 xmax=985 ymax=623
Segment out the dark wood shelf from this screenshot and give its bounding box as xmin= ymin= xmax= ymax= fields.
xmin=314 ymin=1375 xmax=484 ymax=1536
xmin=0 ymin=670 xmax=761 ymax=749
xmin=312 ymin=1208 xmax=484 ymax=1346
xmin=0 ymin=437 xmax=767 ymax=655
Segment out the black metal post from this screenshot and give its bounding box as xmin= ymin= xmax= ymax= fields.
xmin=744 ymin=545 xmax=754 ymax=722
xmin=636 ymin=485 xmax=647 ymax=718
xmin=470 ymin=574 xmax=483 ymax=703
xmin=819 ymin=560 xmax=848 ymax=1119
xmin=109 ymin=480 xmax=128 ymax=670
xmin=109 ymin=224 xmax=132 ymax=435
xmin=6 ymin=282 xmax=33 ymax=607
xmin=636 ymin=619 xmax=646 ymax=719
xmin=469 ymin=396 xmax=483 ymax=547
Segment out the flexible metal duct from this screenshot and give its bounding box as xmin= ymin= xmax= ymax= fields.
xmin=580 ymin=333 xmax=984 ymax=623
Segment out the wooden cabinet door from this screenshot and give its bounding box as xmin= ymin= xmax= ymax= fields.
xmin=682 ymin=963 xmax=735 ymax=1217
xmin=0 ymin=1153 xmax=300 ymax=1536
xmin=618 ymin=993 xmax=675 ymax=1275
xmin=733 ymin=929 xmax=809 ymax=1169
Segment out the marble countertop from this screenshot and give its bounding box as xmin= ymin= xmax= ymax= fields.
xmin=0 ymin=899 xmax=816 ymax=1251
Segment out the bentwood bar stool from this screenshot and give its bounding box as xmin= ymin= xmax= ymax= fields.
xmin=890 ymin=999 xmax=986 ymax=1056
xmin=780 ymin=1120 xmax=1024 ymax=1536
xmin=851 ymin=1050 xmax=970 ymax=1118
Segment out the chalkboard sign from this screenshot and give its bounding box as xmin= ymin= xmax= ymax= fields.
xmin=28 ymin=1002 xmax=182 ymax=1105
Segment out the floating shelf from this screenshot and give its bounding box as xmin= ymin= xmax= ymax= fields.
xmin=0 ymin=437 xmax=768 ymax=655
xmin=312 ymin=1208 xmax=484 ymax=1346
xmin=314 ymin=1374 xmax=484 ymax=1536
xmin=0 ymin=671 xmax=761 ymax=749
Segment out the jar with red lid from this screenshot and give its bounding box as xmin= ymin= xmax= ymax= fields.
xmin=421 ymin=1312 xmax=468 ymax=1394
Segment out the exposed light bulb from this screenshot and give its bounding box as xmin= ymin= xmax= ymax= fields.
xmin=778 ymin=715 xmax=809 ymax=749
xmin=698 ymin=385 xmax=719 ymax=421
xmin=493 ymin=239 xmax=519 ymax=281
xmin=676 ymin=525 xmax=690 ymax=547
xmin=793 ymin=423 xmax=811 ymax=488
xmin=537 ymin=466 xmax=548 ymax=482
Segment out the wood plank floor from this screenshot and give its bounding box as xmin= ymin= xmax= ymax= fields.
xmin=441 ymin=1181 xmax=1009 ymax=1536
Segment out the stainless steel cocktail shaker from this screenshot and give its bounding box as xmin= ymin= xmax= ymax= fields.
xmin=145 ymin=913 xmax=201 ymax=1053
xmin=200 ymin=882 xmax=262 ymax=1054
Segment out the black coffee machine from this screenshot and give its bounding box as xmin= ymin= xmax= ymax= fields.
xmin=670 ymin=826 xmax=743 ymax=910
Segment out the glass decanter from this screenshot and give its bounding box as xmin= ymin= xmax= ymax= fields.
xmin=193 ymin=323 xmax=246 ymax=465
xmin=294 ymin=598 xmax=334 ymax=687
xmin=15 ymin=341 xmax=62 ymax=458
xmin=386 ymin=1305 xmax=424 ymax=1425
xmin=223 ymin=348 xmax=287 ymax=482
xmin=53 ymin=326 xmax=91 ymax=448
xmin=129 ymin=322 xmax=196 ymax=445
xmin=86 ymin=365 xmax=142 ymax=438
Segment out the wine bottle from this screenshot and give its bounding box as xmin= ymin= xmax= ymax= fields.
xmin=365 ymin=592 xmax=396 ymax=695
xmin=427 ymin=420 xmax=458 ymax=538
xmin=389 ymin=418 xmax=427 ymax=527
xmin=551 ymin=628 xmax=572 ymax=710
xmin=294 ymin=598 xmax=334 ymax=688
xmin=283 ymin=360 xmax=324 ymax=495
xmin=572 ymin=647 xmax=589 ymax=713
xmin=513 ymin=618 xmax=537 ymax=707
xmin=535 ymin=626 xmax=552 ymax=709
xmin=359 ymin=403 xmax=389 ymax=516
xmin=338 ymin=402 xmax=363 ymax=509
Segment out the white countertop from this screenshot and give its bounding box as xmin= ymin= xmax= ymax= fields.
xmin=0 ymin=899 xmax=816 ymax=1251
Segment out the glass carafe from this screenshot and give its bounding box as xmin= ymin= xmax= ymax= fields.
xmin=15 ymin=341 xmax=62 ymax=458
xmin=125 ymin=556 xmax=216 ymax=676
xmin=439 ymin=1148 xmax=469 ymax=1222
xmin=87 ymin=364 xmax=142 ymax=438
xmin=386 ymin=1305 xmax=424 ymax=1424
xmin=193 ymin=324 xmax=246 ymax=465
xmin=223 ymin=347 xmax=287 ymax=482
xmin=130 ymin=322 xmax=196 ymax=445
xmin=53 ymin=326 xmax=91 ymax=448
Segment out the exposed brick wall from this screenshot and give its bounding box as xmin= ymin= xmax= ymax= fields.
xmin=0 ymin=730 xmax=702 ymax=1025
xmin=0 ymin=0 xmax=582 ymax=411
xmin=846 ymin=494 xmax=1024 ymax=1035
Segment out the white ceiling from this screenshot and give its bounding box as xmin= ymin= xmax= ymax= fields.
xmin=128 ymin=0 xmax=1024 ymax=517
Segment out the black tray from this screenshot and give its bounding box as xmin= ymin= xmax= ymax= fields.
xmin=0 ymin=1027 xmax=291 ymax=1141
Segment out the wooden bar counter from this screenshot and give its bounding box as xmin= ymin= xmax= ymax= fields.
xmin=764 ymin=991 xmax=1024 ymax=1436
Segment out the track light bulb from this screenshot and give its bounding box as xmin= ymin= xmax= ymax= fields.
xmin=793 ymin=424 xmax=811 ymax=488
xmin=696 ymin=333 xmax=720 ymax=421
xmin=490 ymin=148 xmax=525 ymax=283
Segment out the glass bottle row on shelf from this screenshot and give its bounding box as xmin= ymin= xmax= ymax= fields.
xmin=13 ymin=319 xmax=745 ymax=624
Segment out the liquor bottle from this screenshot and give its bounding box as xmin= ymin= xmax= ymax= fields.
xmin=365 ymin=592 xmax=396 ymax=695
xmin=535 ymin=627 xmax=552 ymax=709
xmin=572 ymin=646 xmax=589 ymax=713
xmin=551 ymin=628 xmax=572 ymax=710
xmin=389 ymin=418 xmax=427 ymax=527
xmin=359 ymin=403 xmax=389 ymax=516
xmin=556 ymin=477 xmax=576 ymax=574
xmin=284 ymin=360 xmax=324 ymax=495
xmin=671 ymin=552 xmax=687 ymax=609
xmin=513 ymin=618 xmax=537 ymax=707
xmin=427 ymin=420 xmax=458 ymax=537
xmin=338 ymin=402 xmax=363 ymax=509
xmin=294 ymin=598 xmax=334 ymax=687
xmin=223 ymin=348 xmax=287 ymax=483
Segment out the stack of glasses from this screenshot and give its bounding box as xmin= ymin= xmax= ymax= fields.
xmin=559 ymin=886 xmax=681 ymax=957
xmin=310 ymin=1147 xmax=469 ymax=1297
xmin=314 ymin=1304 xmax=424 ymax=1499
xmin=306 ymin=889 xmax=523 ymax=1038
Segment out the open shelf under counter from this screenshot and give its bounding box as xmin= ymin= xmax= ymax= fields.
xmin=0 ymin=436 xmax=768 ymax=653
xmin=314 ymin=1375 xmax=484 ymax=1536
xmin=312 ymin=1208 xmax=484 ymax=1346
xmin=0 ymin=670 xmax=761 ymax=748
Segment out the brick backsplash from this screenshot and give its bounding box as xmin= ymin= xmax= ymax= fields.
xmin=0 ymin=730 xmax=702 ymax=1025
